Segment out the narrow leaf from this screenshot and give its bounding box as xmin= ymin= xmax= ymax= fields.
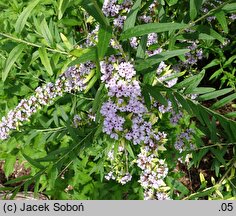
xmin=191 ymin=87 xmax=216 ymax=94
xmin=22 ymin=152 xmax=45 ymax=169
xmin=215 ymin=11 xmax=228 ymax=33
xmin=146 ymin=85 xmax=168 ymax=106
xmin=203 ymin=59 xmax=220 ymax=69
xmin=92 ymin=83 xmax=105 ymax=113
xmin=84 ymin=73 xmax=99 ymax=93
xmin=5 ymin=175 xmax=32 ymax=185
xmin=136 ymin=35 xmax=147 ymax=59
xmin=135 ymin=49 xmax=189 ymax=71
xmin=222 ymin=3 xmax=236 ymax=13
xmin=70 ymin=47 xmax=97 ymax=64
xmin=123 ymin=0 xmax=141 ymax=31
xmin=195 ymin=25 xmax=225 ymax=43
xmin=58 ymin=0 xmax=72 ymax=20
xmin=40 ymin=18 xmax=54 ymax=47
xmin=81 ymin=0 xmax=109 ymax=27
xmin=190 ymin=0 xmax=203 ymax=20
xmin=211 ymin=92 xmax=236 ymax=110
xmin=4 ymin=155 xmax=16 ymax=178
xmin=174 ymin=93 xmax=192 ymax=114
xmin=210 ymin=148 xmax=227 ymax=167
xmin=209 ymin=68 xmax=223 ymax=80
xmin=174 ymin=70 xmax=205 ymax=93
xmin=2 ymin=44 xmax=25 ymax=82
xmin=121 ymin=23 xmax=188 ymax=40
xmin=97 ymin=25 xmax=112 ymax=59
xmin=38 ymin=47 xmax=53 ymax=76
xmin=198 ymin=88 xmax=233 ymax=101
xmin=60 ymin=33 xmax=73 ymax=50
xmin=15 ymin=0 xmax=41 ymax=33
xmin=225 ymin=111 xmax=236 ymax=118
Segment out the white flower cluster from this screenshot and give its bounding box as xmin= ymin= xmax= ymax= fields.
xmin=137 ymin=143 xmax=170 ymax=200
xmin=0 ymin=63 xmax=95 ymax=140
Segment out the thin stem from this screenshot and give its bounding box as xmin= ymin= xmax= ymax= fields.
xmin=36 ymin=127 xmax=66 ymax=132
xmin=0 ymin=32 xmax=68 ymax=55
xmin=193 ymin=142 xmax=236 ymax=151
xmin=0 ymin=52 xmax=6 ymax=60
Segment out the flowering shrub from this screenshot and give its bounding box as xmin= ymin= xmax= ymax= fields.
xmin=0 ymin=0 xmax=236 ymax=200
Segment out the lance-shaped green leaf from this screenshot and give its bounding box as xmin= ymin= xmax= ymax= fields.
xmin=190 ymin=0 xmax=203 ymax=20
xmin=15 ymin=0 xmax=41 ymax=33
xmin=191 ymin=87 xmax=216 ymax=95
xmin=194 ymin=25 xmax=225 ymax=43
xmin=69 ymin=47 xmax=97 ymax=65
xmin=92 ymin=83 xmax=105 ymax=113
xmin=222 ymin=3 xmax=236 ymax=13
xmin=58 ymin=0 xmax=72 ymax=20
xmin=97 ymin=25 xmax=112 ymax=59
xmin=203 ymin=59 xmax=220 ymax=69
xmin=198 ymin=88 xmax=233 ymax=101
xmin=22 ymin=152 xmax=45 ymax=169
xmin=146 ymin=85 xmax=168 ymax=106
xmin=215 ymin=11 xmax=228 ymax=33
xmin=123 ymin=0 xmax=141 ymax=31
xmin=173 ymin=70 xmax=205 ymax=94
xmin=211 ymin=92 xmax=236 ymax=110
xmin=69 ymin=47 xmax=117 ymax=66
xmin=225 ymin=112 xmax=236 ymax=119
xmin=84 ymin=73 xmax=99 ymax=93
xmin=60 ymin=33 xmax=73 ymax=50
xmin=38 ymin=47 xmax=53 ymax=76
xmin=121 ymin=22 xmax=188 ymax=40
xmin=4 ymin=155 xmax=16 ymax=178
xmin=40 ymin=18 xmax=54 ymax=47
xmin=80 ymin=0 xmax=109 ymax=27
xmin=135 ymin=49 xmax=189 ymax=71
xmin=2 ymin=44 xmax=25 ymax=82
xmin=136 ymin=35 xmax=147 ymax=59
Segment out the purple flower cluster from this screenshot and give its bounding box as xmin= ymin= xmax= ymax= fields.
xmin=129 ymin=32 xmax=158 ymax=50
xmin=139 ymin=0 xmax=157 ymax=23
xmin=139 ymin=14 xmax=152 ymax=23
xmin=170 ymin=111 xmax=183 ymax=125
xmin=147 ymin=33 xmax=158 ymax=47
xmin=100 ymin=55 xmax=147 ymax=140
xmin=0 ymin=63 xmax=95 ymax=140
xmin=102 ymin=0 xmax=122 ymax=17
xmin=102 ymin=0 xmax=133 ymax=28
xmin=113 ymin=15 xmax=126 ymax=28
xmin=184 ymin=41 xmax=203 ymax=66
xmin=85 ymin=25 xmax=99 ymax=47
xmin=100 ymin=100 xmax=125 ymax=140
xmin=100 ymin=55 xmax=171 ymax=189
xmin=174 ymin=129 xmax=193 ymax=152
xmin=146 ymin=47 xmax=163 ymax=57
xmin=100 ymin=55 xmax=169 ymax=148
xmin=229 ymin=14 xmax=236 ymax=21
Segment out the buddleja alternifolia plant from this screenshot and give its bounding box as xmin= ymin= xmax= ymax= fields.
xmin=0 ymin=0 xmax=236 ymax=200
